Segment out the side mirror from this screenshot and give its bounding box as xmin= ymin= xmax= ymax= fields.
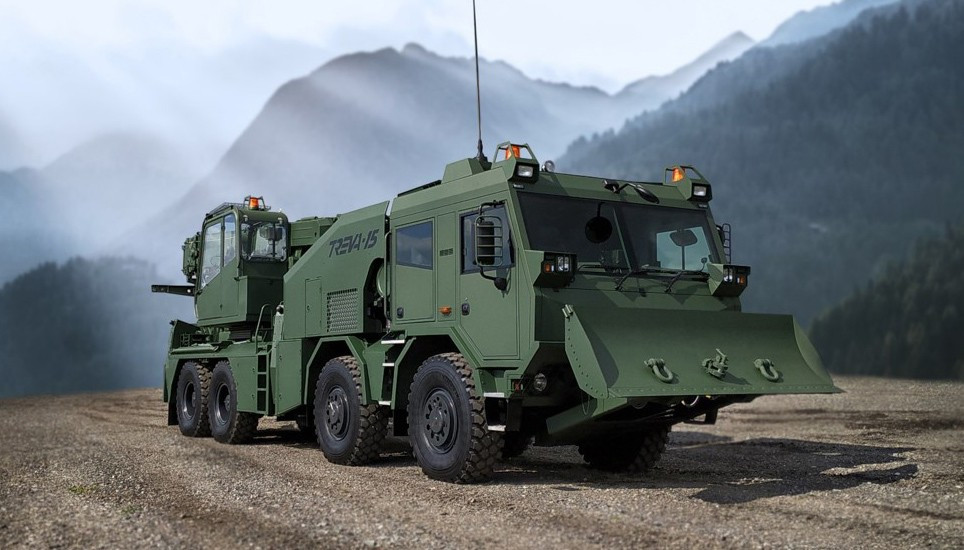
xmin=475 ymin=214 xmax=509 ymax=290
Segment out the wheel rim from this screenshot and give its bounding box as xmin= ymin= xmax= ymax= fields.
xmin=181 ymin=381 xmax=196 ymax=421
xmin=325 ymin=386 xmax=350 ymax=440
xmin=214 ymin=383 xmax=231 ymax=426
xmin=423 ymin=388 xmax=457 ymax=453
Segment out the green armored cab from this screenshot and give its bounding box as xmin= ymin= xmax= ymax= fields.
xmin=154 ymin=143 xmax=839 ymax=483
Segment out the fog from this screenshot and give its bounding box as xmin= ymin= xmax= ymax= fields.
xmin=0 ymin=0 xmax=902 ymax=397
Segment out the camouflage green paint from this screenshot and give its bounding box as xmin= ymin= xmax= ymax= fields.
xmin=157 ymin=141 xmax=839 ymax=445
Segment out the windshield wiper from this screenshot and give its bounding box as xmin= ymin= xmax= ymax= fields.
xmin=576 ymin=263 xmax=628 ymax=274
xmin=614 ymin=266 xmax=708 ymax=292
xmin=662 ymin=269 xmax=709 ymax=293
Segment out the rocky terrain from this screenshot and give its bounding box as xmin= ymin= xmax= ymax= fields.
xmin=1 ymin=376 xmax=961 ymax=548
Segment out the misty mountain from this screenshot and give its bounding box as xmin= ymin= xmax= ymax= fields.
xmin=760 ymin=0 xmax=900 ymax=47
xmin=41 ymin=132 xmax=205 ymax=235
xmin=617 ymin=32 xmax=754 ymax=107
xmin=0 ymin=114 xmax=28 ymax=170
xmin=0 ymin=33 xmax=329 ymax=169
xmin=0 ymin=257 xmax=191 ymax=399
xmin=0 ymin=133 xmax=208 ymax=285
xmin=130 ymin=37 xmax=754 ymax=274
xmin=1 ymin=169 xmax=71 ymax=283
xmin=562 ymin=0 xmax=964 ymax=326
xmin=810 ymin=224 xmax=964 ymax=381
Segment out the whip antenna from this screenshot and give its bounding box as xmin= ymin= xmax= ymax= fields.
xmin=472 ymin=0 xmax=485 ymax=161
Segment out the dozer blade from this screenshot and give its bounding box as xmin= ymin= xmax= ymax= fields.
xmin=562 ymin=304 xmax=841 ymax=400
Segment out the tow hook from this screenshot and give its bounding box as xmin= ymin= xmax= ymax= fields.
xmin=646 ymin=358 xmax=674 ymax=383
xmin=755 ymin=358 xmax=781 ymax=381
xmin=703 ymin=348 xmax=729 ymax=379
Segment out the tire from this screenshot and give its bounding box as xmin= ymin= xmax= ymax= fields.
xmin=175 ymin=362 xmax=211 ymax=437
xmin=208 ymin=361 xmax=259 ymax=444
xmin=407 ymin=353 xmax=503 ymax=483
xmin=313 ymin=356 xmax=388 ymax=465
xmin=502 ymin=433 xmax=533 ymax=460
xmin=578 ymin=425 xmax=671 ymax=473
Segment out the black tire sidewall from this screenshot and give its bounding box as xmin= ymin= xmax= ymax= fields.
xmin=209 ymin=364 xmax=238 ymax=443
xmin=408 ymin=360 xmax=473 ymax=479
xmin=176 ymin=364 xmax=204 ymax=436
xmin=314 ymin=361 xmax=361 ymax=462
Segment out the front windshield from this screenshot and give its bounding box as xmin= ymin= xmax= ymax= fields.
xmin=518 ymin=194 xmax=719 ymax=272
xmin=241 ymin=221 xmax=288 ymax=262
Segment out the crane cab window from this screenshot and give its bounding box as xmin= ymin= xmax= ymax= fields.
xmin=241 ymin=221 xmax=287 ymax=262
xmin=201 ymin=220 xmax=223 ymax=287
xmin=224 ymin=215 xmax=237 ymax=264
xmin=396 ymin=221 xmax=433 ymax=269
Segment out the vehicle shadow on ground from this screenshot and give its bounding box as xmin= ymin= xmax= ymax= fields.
xmin=248 ymin=427 xmax=318 ymax=449
xmin=246 ymin=427 xmax=918 ymax=504
xmin=496 ymin=432 xmax=918 ymax=504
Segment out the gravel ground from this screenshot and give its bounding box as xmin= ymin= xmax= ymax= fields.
xmin=0 ymin=376 xmax=962 ymax=549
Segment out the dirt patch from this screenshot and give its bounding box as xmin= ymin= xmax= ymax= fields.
xmin=0 ymin=376 xmax=962 ymax=548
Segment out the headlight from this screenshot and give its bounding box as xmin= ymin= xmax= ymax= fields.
xmin=556 ymin=255 xmax=571 ymax=272
xmin=692 ymin=184 xmax=709 ymax=197
xmin=532 ymin=373 xmax=548 ymax=393
xmin=516 ymin=165 xmax=535 ymax=178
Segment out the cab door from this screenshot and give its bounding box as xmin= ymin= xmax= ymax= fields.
xmin=196 ymin=217 xmax=224 ymax=322
xmin=458 ymin=205 xmax=519 ymax=358
xmin=393 ymin=219 xmax=435 ymax=323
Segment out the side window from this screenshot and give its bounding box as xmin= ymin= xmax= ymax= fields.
xmin=396 ymin=221 xmax=433 ymax=269
xmin=223 ymin=214 xmax=237 ymax=265
xmin=461 ymin=206 xmax=513 ymax=273
xmin=201 ymin=221 xmax=223 ymax=287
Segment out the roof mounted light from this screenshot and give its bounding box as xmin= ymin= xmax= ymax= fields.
xmin=244 ymin=195 xmax=267 ymax=211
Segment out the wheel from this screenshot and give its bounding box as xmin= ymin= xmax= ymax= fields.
xmin=313 ymin=356 xmax=388 ymax=465
xmin=578 ymin=425 xmax=671 ymax=473
xmin=407 ymin=353 xmax=503 ymax=483
xmin=502 ymin=433 xmax=533 ymax=460
xmin=175 ymin=362 xmax=211 ymax=437
xmin=208 ymin=361 xmax=259 ymax=444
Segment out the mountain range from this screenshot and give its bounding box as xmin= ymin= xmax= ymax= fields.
xmin=3 ymin=0 xmax=961 ymax=399
xmin=124 ymin=34 xmax=756 ymax=272
xmin=760 ymin=0 xmax=899 ymax=47
xmin=562 ymin=0 xmax=963 ymax=325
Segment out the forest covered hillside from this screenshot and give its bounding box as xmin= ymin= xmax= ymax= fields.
xmin=0 ymin=258 xmax=190 ymax=398
xmin=562 ymin=0 xmax=964 ymax=325
xmin=810 ymin=225 xmax=964 ymax=380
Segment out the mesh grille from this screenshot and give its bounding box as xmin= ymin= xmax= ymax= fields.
xmin=326 ymin=289 xmax=359 ymax=333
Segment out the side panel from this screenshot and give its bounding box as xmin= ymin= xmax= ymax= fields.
xmin=229 ymin=354 xmax=261 ymax=413
xmin=435 ymin=213 xmax=458 ymax=324
xmin=304 ymin=277 xmax=323 ymax=337
xmin=283 ymin=201 xmax=388 ymax=340
xmin=274 ymin=339 xmax=306 ymax=415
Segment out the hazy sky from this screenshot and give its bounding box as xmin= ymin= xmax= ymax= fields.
xmin=3 ymin=0 xmax=839 ymax=91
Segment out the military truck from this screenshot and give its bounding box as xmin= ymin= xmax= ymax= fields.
xmin=154 ymin=143 xmax=838 ymax=483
